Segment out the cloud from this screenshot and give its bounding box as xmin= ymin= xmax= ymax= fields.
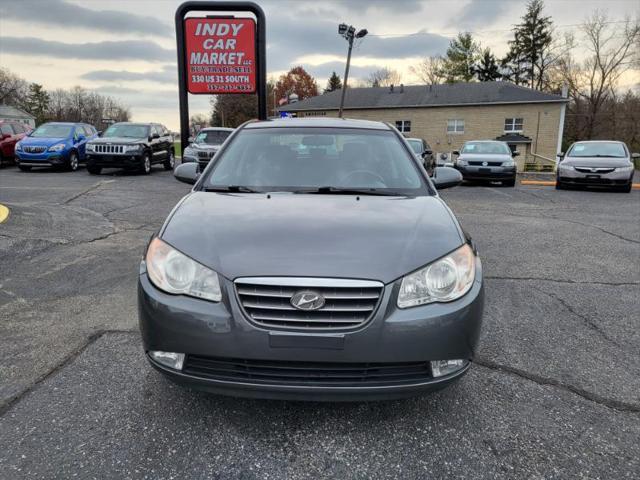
xmin=81 ymin=65 xmax=177 ymax=84
xmin=0 ymin=37 xmax=174 ymax=62
xmin=453 ymin=0 xmax=516 ymax=30
xmin=0 ymin=0 xmax=170 ymax=37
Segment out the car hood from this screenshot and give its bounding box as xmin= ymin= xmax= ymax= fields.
xmin=562 ymin=156 xmax=631 ymax=168
xmin=160 ymin=192 xmax=465 ymax=284
xmin=89 ymin=137 xmax=145 ymax=144
xmin=21 ymin=137 xmax=68 ymax=147
xmin=458 ymin=153 xmax=512 ymax=162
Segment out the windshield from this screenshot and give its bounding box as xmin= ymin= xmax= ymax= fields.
xmin=568 ymin=142 xmax=627 ymax=158
xmin=103 ymin=124 xmax=149 ymax=138
xmin=204 ymin=127 xmax=425 ymax=194
xmin=407 ymin=139 xmax=423 ymax=154
xmin=462 ymin=142 xmax=510 ymax=155
xmin=30 ymin=124 xmax=72 ymax=138
xmin=196 ymin=130 xmax=232 ymax=145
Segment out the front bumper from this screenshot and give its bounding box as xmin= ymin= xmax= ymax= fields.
xmin=456 ymin=164 xmax=516 ymax=181
xmin=87 ymin=153 xmax=143 ymax=169
xmin=138 ymin=259 xmax=484 ymax=401
xmin=558 ymin=168 xmax=633 ymax=186
xmin=16 ymin=149 xmax=70 ymax=166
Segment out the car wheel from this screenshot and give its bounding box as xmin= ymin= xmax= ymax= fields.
xmin=87 ymin=163 xmax=102 ymax=175
xmin=18 ymin=164 xmax=32 ymax=172
xmin=163 ymin=150 xmax=175 ymax=171
xmin=141 ymin=152 xmax=152 ymax=174
xmin=68 ymin=151 xmax=79 ymax=171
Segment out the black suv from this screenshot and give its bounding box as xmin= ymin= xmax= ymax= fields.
xmin=86 ymin=122 xmax=175 ymax=175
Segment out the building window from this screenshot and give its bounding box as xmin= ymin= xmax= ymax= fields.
xmin=504 ymin=117 xmax=523 ymax=132
xmin=395 ymin=120 xmax=411 ymax=133
xmin=447 ymin=119 xmax=464 ymax=134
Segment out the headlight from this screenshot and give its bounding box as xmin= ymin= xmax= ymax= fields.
xmin=398 ymin=244 xmax=475 ymax=308
xmin=146 ymin=237 xmax=221 ymax=302
xmin=456 ymin=158 xmax=467 ymax=166
xmin=86 ymin=143 xmax=95 ymax=152
xmin=15 ymin=142 xmax=22 ymax=151
xmin=48 ymin=143 xmax=66 ymax=152
xmin=124 ymin=144 xmax=141 ymax=153
xmin=502 ymin=160 xmax=515 ymax=167
xmin=616 ymin=165 xmax=634 ymax=172
xmin=183 ymin=146 xmax=195 ymax=156
xmin=558 ymin=163 xmax=573 ymax=171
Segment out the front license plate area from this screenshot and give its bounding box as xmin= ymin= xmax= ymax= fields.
xmin=479 ymin=168 xmax=491 ymax=173
xmin=586 ymin=175 xmax=601 ymax=179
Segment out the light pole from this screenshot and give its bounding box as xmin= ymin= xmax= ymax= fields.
xmin=338 ymin=23 xmax=367 ymax=118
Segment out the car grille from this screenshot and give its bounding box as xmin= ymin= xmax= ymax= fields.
xmin=93 ymin=144 xmax=125 ymax=154
xmin=235 ymin=277 xmax=384 ymax=330
xmin=197 ymin=150 xmax=215 ymax=159
xmin=468 ymin=160 xmax=503 ymax=166
xmin=182 ymin=355 xmax=433 ymax=386
xmin=574 ymin=167 xmax=615 ymax=174
xmin=24 ymin=146 xmax=46 ymax=153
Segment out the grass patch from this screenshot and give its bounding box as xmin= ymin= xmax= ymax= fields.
xmin=174 ymin=141 xmax=182 ymax=157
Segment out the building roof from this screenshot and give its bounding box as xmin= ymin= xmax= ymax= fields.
xmin=0 ymin=105 xmax=35 ymax=119
xmin=279 ymin=82 xmax=567 ymax=112
xmin=245 ymin=117 xmax=390 ymax=130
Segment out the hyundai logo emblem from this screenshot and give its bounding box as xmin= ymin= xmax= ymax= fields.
xmin=290 ymin=290 xmax=325 ymax=311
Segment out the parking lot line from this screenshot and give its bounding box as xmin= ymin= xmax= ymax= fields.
xmin=521 ymin=180 xmax=640 ymax=188
xmin=0 ymin=204 xmax=9 ymax=224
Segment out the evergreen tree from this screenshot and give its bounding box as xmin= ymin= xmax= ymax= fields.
xmin=474 ymin=49 xmax=502 ymax=82
xmin=503 ymin=0 xmax=553 ymax=89
xmin=441 ymin=32 xmax=480 ymax=83
xmin=324 ymin=72 xmax=342 ymax=93
xmin=26 ymin=83 xmax=50 ymax=125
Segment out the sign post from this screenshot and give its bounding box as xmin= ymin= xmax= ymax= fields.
xmin=175 ymin=1 xmax=267 ymax=149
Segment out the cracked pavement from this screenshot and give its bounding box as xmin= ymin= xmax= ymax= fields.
xmin=0 ymin=166 xmax=639 ymax=479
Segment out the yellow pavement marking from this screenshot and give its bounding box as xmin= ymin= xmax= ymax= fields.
xmin=0 ymin=204 xmax=9 ymax=224
xmin=521 ymin=180 xmax=640 ymax=189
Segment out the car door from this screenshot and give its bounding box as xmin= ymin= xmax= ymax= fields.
xmin=0 ymin=124 xmax=17 ymax=158
xmin=160 ymin=125 xmax=172 ymax=156
xmin=73 ymin=125 xmax=88 ymax=158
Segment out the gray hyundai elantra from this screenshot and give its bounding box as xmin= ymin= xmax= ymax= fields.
xmin=138 ymin=117 xmax=484 ymax=401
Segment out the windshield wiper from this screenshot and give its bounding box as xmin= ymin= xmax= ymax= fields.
xmin=204 ymin=185 xmax=261 ymax=193
xmin=295 ymin=186 xmax=403 ymax=196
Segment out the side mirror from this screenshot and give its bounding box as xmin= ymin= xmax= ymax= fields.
xmin=174 ymin=162 xmax=200 ymax=185
xmin=452 ymin=150 xmax=460 ymax=156
xmin=97 ymin=130 xmax=103 ymax=136
xmin=151 ymin=133 xmax=160 ymax=139
xmin=512 ymin=151 xmax=520 ymax=157
xmin=558 ymin=152 xmax=565 ymax=159
xmin=188 ymin=136 xmax=194 ymax=144
xmin=432 ymin=166 xmax=463 ymax=190
xmin=76 ymin=134 xmax=85 ymax=142
xmin=422 ymin=150 xmax=433 ymax=157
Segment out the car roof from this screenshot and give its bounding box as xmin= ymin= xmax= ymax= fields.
xmin=200 ymin=127 xmax=234 ymax=132
xmin=244 ymin=117 xmax=391 ymax=130
xmin=572 ymin=140 xmax=625 ymax=144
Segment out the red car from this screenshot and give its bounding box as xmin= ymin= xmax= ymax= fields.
xmin=0 ymin=121 xmax=32 ymax=167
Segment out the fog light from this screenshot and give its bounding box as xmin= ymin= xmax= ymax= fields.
xmin=149 ymin=351 xmax=185 ymax=370
xmin=431 ymin=359 xmax=468 ymax=377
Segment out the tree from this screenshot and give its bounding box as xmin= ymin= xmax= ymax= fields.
xmin=410 ymin=56 xmax=446 ymax=85
xmin=26 ymin=83 xmax=50 ymax=125
xmin=324 ymin=72 xmax=342 ymax=93
xmin=189 ymin=114 xmax=209 ymax=134
xmin=474 ymin=49 xmax=502 ymax=82
xmin=503 ymin=0 xmax=555 ymax=89
xmin=366 ymin=68 xmax=402 ymax=87
xmin=0 ymin=67 xmax=29 ymax=109
xmin=441 ymin=32 xmax=480 ymax=83
xmin=210 ymin=94 xmax=258 ymax=127
xmin=559 ymin=12 xmax=640 ymax=139
xmin=274 ymin=66 xmax=319 ymax=104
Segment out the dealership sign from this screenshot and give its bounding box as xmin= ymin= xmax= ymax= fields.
xmin=184 ymin=17 xmax=256 ymax=94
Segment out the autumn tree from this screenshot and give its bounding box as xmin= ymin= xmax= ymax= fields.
xmin=324 ymin=72 xmax=342 ymax=93
xmin=274 ymin=66 xmax=319 ymax=104
xmin=410 ymin=56 xmax=446 ymax=84
xmin=474 ymin=49 xmax=502 ymax=82
xmin=441 ymin=33 xmax=480 ymax=83
xmin=366 ymin=68 xmax=402 ymax=87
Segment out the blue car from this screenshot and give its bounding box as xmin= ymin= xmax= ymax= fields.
xmin=15 ymin=122 xmax=98 ymax=171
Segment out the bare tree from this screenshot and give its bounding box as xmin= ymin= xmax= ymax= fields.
xmin=0 ymin=67 xmax=29 ymax=108
xmin=410 ymin=56 xmax=446 ymax=84
xmin=561 ymin=12 xmax=639 ymax=139
xmin=366 ymin=68 xmax=402 ymax=87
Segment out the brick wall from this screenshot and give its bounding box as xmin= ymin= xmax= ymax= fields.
xmin=296 ymin=103 xmax=563 ymax=171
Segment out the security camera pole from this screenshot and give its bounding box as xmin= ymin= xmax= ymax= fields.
xmin=338 ymin=23 xmax=367 ymax=118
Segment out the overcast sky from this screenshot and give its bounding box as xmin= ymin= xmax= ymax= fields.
xmin=1 ymin=0 xmax=638 ymax=130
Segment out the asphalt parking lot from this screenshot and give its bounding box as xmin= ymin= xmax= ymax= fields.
xmin=1 ymin=165 xmax=639 ymax=479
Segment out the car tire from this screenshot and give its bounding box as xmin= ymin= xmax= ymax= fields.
xmin=18 ymin=164 xmax=31 ymax=172
xmin=163 ymin=150 xmax=175 ymax=171
xmin=555 ymin=179 xmax=564 ymax=190
xmin=619 ymin=182 xmax=632 ymax=193
xmin=87 ymin=163 xmax=102 ymax=175
xmin=141 ymin=152 xmax=152 ymax=175
xmin=67 ymin=151 xmax=79 ymax=171
xmin=504 ymin=179 xmax=516 ymax=187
